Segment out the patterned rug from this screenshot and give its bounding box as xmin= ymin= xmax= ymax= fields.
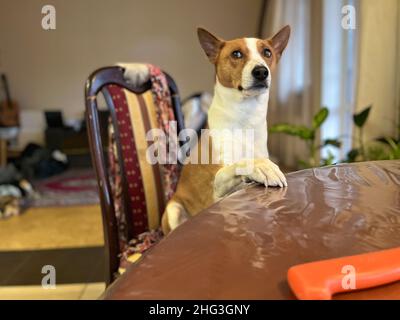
xmin=31 ymin=169 xmax=99 ymax=207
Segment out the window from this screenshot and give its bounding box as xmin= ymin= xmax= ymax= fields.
xmin=321 ymin=0 xmax=358 ymax=161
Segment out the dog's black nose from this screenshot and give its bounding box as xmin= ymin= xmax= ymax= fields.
xmin=252 ymin=66 xmax=269 ymax=81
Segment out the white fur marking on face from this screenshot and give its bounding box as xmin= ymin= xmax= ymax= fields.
xmin=245 ymin=38 xmax=265 ymax=63
xmin=241 ymin=38 xmax=271 ymax=92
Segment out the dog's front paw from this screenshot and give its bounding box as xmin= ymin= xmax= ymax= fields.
xmin=116 ymin=63 xmax=150 ymax=87
xmin=242 ymin=158 xmax=287 ymax=188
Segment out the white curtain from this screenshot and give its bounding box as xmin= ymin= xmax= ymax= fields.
xmin=262 ymin=0 xmax=322 ymax=169
xmin=263 ymin=0 xmax=361 ymax=168
xmin=320 ymin=0 xmax=358 ymax=160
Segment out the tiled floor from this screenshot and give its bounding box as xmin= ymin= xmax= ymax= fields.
xmin=0 ymin=282 xmax=105 ymax=300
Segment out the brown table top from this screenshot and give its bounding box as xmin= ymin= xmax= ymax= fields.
xmin=104 ymin=160 xmax=400 ymax=300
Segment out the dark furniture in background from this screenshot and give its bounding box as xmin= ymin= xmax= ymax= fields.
xmin=44 ymin=110 xmax=109 ymax=167
xmin=103 ymin=160 xmax=400 ymax=299
xmin=85 ymin=66 xmax=184 ymax=285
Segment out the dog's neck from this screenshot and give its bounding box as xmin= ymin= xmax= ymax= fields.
xmin=208 ymin=80 xmax=270 ymax=163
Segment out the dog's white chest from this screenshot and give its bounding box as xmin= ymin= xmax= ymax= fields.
xmin=208 ymin=81 xmax=270 ymax=164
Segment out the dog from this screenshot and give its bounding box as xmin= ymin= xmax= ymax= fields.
xmin=120 ymin=25 xmax=291 ymax=235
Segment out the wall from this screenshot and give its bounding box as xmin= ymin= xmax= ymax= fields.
xmin=0 ymin=0 xmax=261 ymax=145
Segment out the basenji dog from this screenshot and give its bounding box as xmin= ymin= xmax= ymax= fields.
xmin=120 ymin=25 xmax=291 ymax=235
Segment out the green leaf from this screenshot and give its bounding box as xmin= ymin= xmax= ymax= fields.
xmin=353 ymin=105 xmax=371 ymax=128
xmin=376 ymin=136 xmax=400 ymax=146
xmin=389 ymin=150 xmax=400 ymax=160
xmin=346 ymin=148 xmax=359 ymax=162
xmin=321 ymin=150 xmax=335 ymax=166
xmin=312 ymin=107 xmax=329 ymax=129
xmin=386 ymin=138 xmax=400 ymax=159
xmin=323 ymin=138 xmax=342 ymax=148
xmin=298 ymin=159 xmax=312 ymax=169
xmin=366 ymin=144 xmax=390 ymax=161
xmin=269 ymin=124 xmax=314 ymax=140
xmin=388 ymin=142 xmax=400 ymax=159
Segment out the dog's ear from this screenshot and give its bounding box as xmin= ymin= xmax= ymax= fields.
xmin=197 ymin=27 xmax=224 ymax=64
xmin=270 ymin=25 xmax=291 ymax=60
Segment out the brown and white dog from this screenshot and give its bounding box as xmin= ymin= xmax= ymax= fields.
xmin=120 ymin=25 xmax=291 ymax=234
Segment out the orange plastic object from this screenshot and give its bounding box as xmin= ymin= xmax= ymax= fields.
xmin=287 ymin=247 xmax=400 ymax=300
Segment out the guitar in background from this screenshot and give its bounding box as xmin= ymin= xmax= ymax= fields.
xmin=0 ymin=74 xmax=20 ymax=127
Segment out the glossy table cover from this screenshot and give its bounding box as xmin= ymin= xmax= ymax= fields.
xmin=104 ymin=160 xmax=400 ymax=299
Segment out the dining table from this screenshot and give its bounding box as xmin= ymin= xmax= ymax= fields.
xmin=103 ymin=160 xmax=400 ymax=300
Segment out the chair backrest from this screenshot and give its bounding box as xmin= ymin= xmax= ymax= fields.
xmin=85 ymin=66 xmax=184 ymax=285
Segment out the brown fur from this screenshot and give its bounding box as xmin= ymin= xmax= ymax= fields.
xmin=170 ymin=138 xmax=221 ymax=216
xmin=197 ymin=26 xmax=290 ymax=89
xmin=216 ymin=39 xmax=249 ymax=89
xmin=256 ymin=39 xmax=278 ymax=71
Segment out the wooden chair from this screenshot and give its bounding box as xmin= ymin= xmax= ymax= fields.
xmin=85 ymin=66 xmax=184 ymax=285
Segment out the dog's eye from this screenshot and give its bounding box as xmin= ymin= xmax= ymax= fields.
xmin=231 ymin=50 xmax=243 ymax=59
xmin=263 ymin=48 xmax=272 ymax=58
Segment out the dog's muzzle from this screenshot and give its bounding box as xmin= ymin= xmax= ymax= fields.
xmin=249 ymin=65 xmax=269 ymax=90
xmin=252 ymin=65 xmax=269 ymax=81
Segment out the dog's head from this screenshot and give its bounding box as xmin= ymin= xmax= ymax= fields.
xmin=197 ymin=26 xmax=290 ymax=97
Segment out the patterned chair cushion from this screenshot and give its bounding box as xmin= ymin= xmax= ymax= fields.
xmin=105 ymin=66 xmax=180 ymax=272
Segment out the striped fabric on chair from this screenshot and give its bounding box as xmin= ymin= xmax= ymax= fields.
xmin=106 ymin=69 xmax=180 ymax=271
